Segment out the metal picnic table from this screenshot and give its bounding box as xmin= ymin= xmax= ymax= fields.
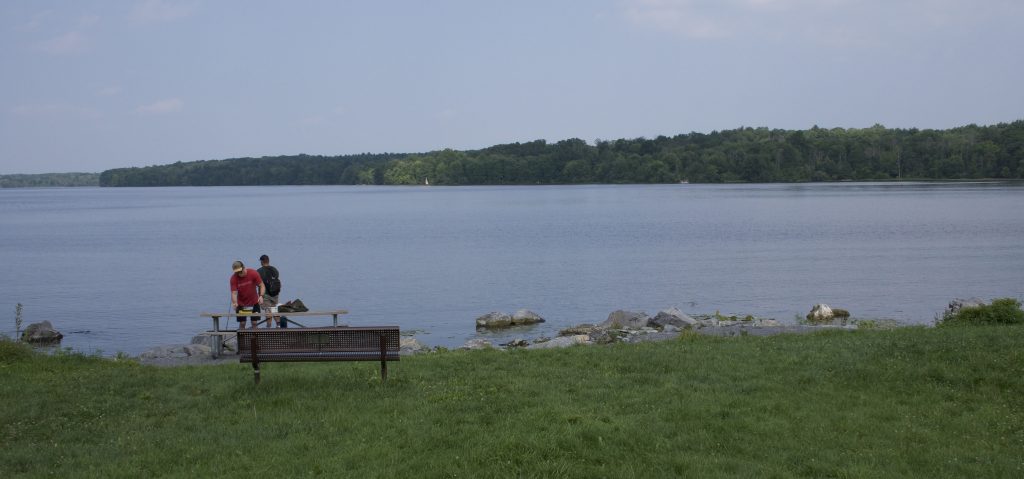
xmin=197 ymin=309 xmax=349 ymax=358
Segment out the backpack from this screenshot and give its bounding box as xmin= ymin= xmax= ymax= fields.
xmin=263 ymin=266 xmax=282 ymax=297
xmin=278 ymin=299 xmax=308 ymax=313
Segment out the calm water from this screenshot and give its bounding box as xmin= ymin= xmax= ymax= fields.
xmin=1 ymin=183 xmax=1022 ymax=355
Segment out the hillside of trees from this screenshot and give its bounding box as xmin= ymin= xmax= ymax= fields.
xmin=100 ymin=121 xmax=1024 ymax=187
xmin=1 ymin=173 xmax=100 ymax=188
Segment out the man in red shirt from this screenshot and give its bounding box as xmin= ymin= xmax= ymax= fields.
xmin=230 ymin=260 xmax=266 ymax=329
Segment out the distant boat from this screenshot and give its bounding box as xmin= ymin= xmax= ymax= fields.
xmin=424 ymin=178 xmax=430 ymax=186
xmin=679 ymin=179 xmax=689 ymax=184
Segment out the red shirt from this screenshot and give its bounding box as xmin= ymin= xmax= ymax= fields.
xmin=230 ymin=268 xmax=263 ymax=307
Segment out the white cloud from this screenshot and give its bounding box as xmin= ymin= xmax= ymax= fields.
xmin=35 ymin=31 xmax=88 ymax=55
xmin=136 ymin=98 xmax=183 ymax=114
xmin=130 ymin=0 xmax=195 ymax=23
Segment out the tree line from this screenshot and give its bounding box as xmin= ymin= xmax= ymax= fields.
xmin=1 ymin=173 xmax=100 ymax=188
xmin=99 ymin=121 xmax=1024 ymax=187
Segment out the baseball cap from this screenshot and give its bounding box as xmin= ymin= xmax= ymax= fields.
xmin=232 ymin=260 xmax=244 ymax=273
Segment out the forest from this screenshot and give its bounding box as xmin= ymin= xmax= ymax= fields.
xmin=0 ymin=173 xmax=99 ymax=188
xmin=99 ymin=121 xmax=1024 ymax=187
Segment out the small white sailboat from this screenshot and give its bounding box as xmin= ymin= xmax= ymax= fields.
xmin=424 ymin=178 xmax=430 ymax=186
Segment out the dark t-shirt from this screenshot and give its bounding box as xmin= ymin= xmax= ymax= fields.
xmin=258 ymin=265 xmax=280 ymax=295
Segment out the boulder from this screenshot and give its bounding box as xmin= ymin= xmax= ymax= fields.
xmin=400 ymin=338 xmax=428 ymax=355
xmin=511 ymin=309 xmax=545 ymax=325
xmin=807 ymin=304 xmax=835 ymax=322
xmin=476 ymin=310 xmax=546 ymax=328
xmin=946 ymin=298 xmax=986 ymax=317
xmin=475 ymin=312 xmax=513 ymax=328
xmin=527 ymin=335 xmax=590 ymax=349
xmin=190 ymin=334 xmax=216 ymax=349
xmin=624 ymin=331 xmax=680 ymax=344
xmin=599 ymin=310 xmax=650 ymax=330
xmin=462 ymin=339 xmax=493 ymax=350
xmin=501 ymin=338 xmax=529 ymax=348
xmin=559 ymin=324 xmax=597 ymax=336
xmin=140 ymin=344 xmax=211 ymax=360
xmin=588 ymin=329 xmax=622 ymax=344
xmin=650 ymin=308 xmax=698 ymax=329
xmin=21 ymin=321 xmax=63 ymax=344
xmin=191 ymin=334 xmax=237 ymax=354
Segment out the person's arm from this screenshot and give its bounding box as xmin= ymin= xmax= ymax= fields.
xmin=258 ymin=280 xmax=266 ymax=300
xmin=230 ymin=276 xmax=238 ymax=309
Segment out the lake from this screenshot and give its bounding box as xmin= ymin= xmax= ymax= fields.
xmin=1 ymin=182 xmax=1022 ymax=355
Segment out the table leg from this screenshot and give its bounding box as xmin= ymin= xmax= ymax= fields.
xmin=211 ymin=315 xmax=222 ymax=359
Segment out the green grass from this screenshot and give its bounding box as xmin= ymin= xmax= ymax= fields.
xmin=2 ymin=326 xmax=1023 ymax=478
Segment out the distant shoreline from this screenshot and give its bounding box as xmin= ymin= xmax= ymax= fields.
xmin=4 ymin=177 xmax=1022 ymax=189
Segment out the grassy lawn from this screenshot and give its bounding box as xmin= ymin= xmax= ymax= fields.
xmin=2 ymin=326 xmax=1022 ymax=478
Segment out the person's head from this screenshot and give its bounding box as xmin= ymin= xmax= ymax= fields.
xmin=259 ymin=254 xmax=270 ymax=266
xmin=232 ymin=260 xmax=245 ymax=277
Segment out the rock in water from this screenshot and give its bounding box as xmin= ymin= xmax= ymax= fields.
xmin=475 ymin=312 xmax=513 ymax=328
xmin=599 ymin=310 xmax=650 ymax=330
xmin=511 ymin=309 xmax=545 ymax=325
xmin=807 ymin=304 xmax=834 ymax=322
xmin=476 ymin=310 xmax=545 ymax=328
xmin=22 ymin=321 xmax=63 ymax=344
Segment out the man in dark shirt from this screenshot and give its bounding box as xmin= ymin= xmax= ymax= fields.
xmin=256 ymin=254 xmax=286 ymax=327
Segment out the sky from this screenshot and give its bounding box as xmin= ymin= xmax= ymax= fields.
xmin=1 ymin=0 xmax=1022 ymax=174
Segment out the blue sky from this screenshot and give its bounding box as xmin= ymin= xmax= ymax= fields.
xmin=2 ymin=0 xmax=1022 ymax=174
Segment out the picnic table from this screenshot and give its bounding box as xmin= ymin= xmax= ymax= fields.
xmin=197 ymin=309 xmax=349 ymax=358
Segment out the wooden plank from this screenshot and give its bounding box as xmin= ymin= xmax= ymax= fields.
xmin=199 ymin=310 xmax=349 ymax=318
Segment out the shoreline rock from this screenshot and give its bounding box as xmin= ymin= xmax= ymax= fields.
xmin=22 ymin=321 xmax=63 ymax=344
xmin=476 ymin=309 xmax=546 ymax=329
xmin=599 ymin=310 xmax=649 ymax=330
xmin=651 ymin=308 xmax=698 ymax=329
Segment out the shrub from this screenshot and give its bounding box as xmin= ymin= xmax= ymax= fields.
xmin=0 ymin=337 xmax=34 ymax=362
xmin=939 ymin=298 xmax=1024 ymax=326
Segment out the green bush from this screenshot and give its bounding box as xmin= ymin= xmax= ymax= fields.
xmin=939 ymin=298 xmax=1024 ymax=326
xmin=0 ymin=337 xmax=33 ymax=362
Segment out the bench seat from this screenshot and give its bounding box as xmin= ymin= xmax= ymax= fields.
xmin=237 ymin=326 xmax=400 ymax=384
xmin=240 ymin=351 xmax=401 ymax=362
